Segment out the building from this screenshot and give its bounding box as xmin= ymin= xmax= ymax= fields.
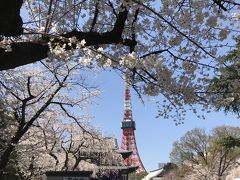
xmin=46 ymin=171 xmax=93 ymax=180
xmin=142 ymin=163 xmax=178 ymax=180
xmin=46 ymin=137 xmax=138 ymax=180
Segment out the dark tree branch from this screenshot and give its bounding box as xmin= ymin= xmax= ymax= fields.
xmin=61 ymin=142 xmax=69 ymax=171
xmin=223 ymin=0 xmax=240 ymax=6
xmin=90 ymin=0 xmax=99 ymax=32
xmin=129 ymin=8 xmax=139 ymax=52
xmin=44 ymin=0 xmax=54 ymax=33
xmin=0 ymin=80 xmax=22 ymax=101
xmin=140 ymin=49 xmax=168 ymax=58
xmin=0 ymin=42 xmax=50 ymax=70
xmin=0 ymin=8 xmax=128 ymax=70
xmin=108 ymin=0 xmax=117 ymax=17
xmin=213 ymin=0 xmax=228 ymax=11
xmin=0 ymin=0 xmax=23 ymax=36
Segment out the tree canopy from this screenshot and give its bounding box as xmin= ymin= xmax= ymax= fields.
xmin=1 ymin=0 xmax=240 ymax=122
xmin=0 ymin=61 xmax=101 ymax=174
xmin=170 ymin=126 xmax=240 ymax=179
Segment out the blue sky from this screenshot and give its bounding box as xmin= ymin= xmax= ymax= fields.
xmin=89 ymin=70 xmax=240 ymax=171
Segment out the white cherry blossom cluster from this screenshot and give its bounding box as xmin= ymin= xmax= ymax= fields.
xmin=232 ymin=12 xmax=240 ymax=28
xmin=48 ymin=37 xmax=86 ymax=61
xmin=232 ymin=13 xmax=240 ymax=20
xmin=0 ymin=38 xmax=12 ymax=52
xmin=119 ymin=52 xmax=137 ymax=68
xmin=226 ymin=160 xmax=240 ymax=180
xmin=78 ymin=46 xmax=115 ymax=69
xmin=183 ymin=163 xmax=219 ymax=180
xmin=46 ymin=35 xmax=114 ymax=69
xmin=79 ymin=47 xmax=98 ymax=66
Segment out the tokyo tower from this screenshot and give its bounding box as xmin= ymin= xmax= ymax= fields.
xmin=120 ymin=75 xmax=146 ymax=173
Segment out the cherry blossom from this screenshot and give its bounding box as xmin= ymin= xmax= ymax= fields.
xmin=1 ymin=0 xmax=240 ymax=122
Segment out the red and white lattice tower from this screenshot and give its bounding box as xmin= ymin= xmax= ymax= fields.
xmin=120 ymin=76 xmax=146 ymax=173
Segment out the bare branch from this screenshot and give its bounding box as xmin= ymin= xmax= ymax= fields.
xmin=90 ymin=0 xmax=99 ymax=32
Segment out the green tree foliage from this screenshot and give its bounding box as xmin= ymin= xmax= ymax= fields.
xmin=208 ymin=40 xmax=240 ymax=115
xmin=170 ymin=126 xmax=240 ymax=179
xmin=218 ymin=136 xmax=240 ymax=149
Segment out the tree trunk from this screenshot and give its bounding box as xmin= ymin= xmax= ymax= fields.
xmin=0 ymin=144 xmax=15 ymax=171
xmin=0 ymin=129 xmax=25 ymax=171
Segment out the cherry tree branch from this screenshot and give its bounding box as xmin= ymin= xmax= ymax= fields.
xmin=0 ymin=7 xmax=129 ymax=70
